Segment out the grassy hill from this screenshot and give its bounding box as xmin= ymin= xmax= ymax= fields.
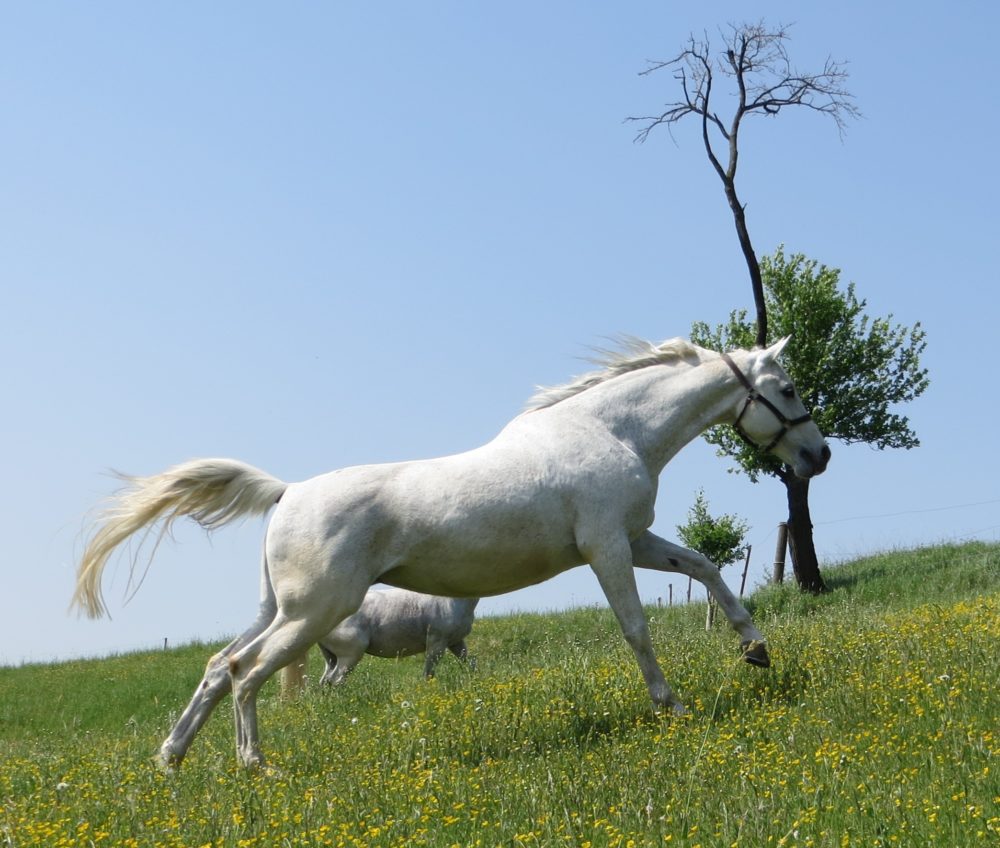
xmin=2 ymin=542 xmax=998 ymax=847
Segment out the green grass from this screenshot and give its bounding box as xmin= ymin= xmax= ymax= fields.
xmin=2 ymin=542 xmax=998 ymax=847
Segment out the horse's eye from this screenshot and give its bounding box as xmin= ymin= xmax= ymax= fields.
xmin=781 ymin=386 xmax=796 ymax=399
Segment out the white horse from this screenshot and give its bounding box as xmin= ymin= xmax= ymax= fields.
xmin=72 ymin=336 xmax=829 ymax=769
xmin=316 ymin=587 xmax=478 ymax=686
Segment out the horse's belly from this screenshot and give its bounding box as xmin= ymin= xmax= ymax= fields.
xmin=366 ymin=629 xmax=428 ymax=658
xmin=379 ymin=544 xmax=582 ymax=598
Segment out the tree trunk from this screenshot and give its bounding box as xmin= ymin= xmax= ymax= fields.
xmin=722 ymin=178 xmax=768 ymax=348
xmin=782 ymin=474 xmax=828 ymax=593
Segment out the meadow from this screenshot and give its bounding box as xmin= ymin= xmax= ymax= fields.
xmin=1 ymin=542 xmax=997 ymax=847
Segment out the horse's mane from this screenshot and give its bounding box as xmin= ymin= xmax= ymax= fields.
xmin=525 ymin=336 xmax=713 ymax=411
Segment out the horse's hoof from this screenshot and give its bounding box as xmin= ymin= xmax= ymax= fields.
xmin=653 ymin=701 xmax=687 ymax=719
xmin=239 ymin=750 xmax=267 ymax=771
xmin=155 ymin=747 xmax=182 ymax=773
xmin=741 ymin=640 xmax=771 ymax=668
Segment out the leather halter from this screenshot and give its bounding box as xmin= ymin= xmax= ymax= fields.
xmin=719 ymin=352 xmax=813 ymax=453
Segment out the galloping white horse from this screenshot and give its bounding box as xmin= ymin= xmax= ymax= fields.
xmin=72 ymin=337 xmax=829 ymax=769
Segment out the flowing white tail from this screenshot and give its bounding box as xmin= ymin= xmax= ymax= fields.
xmin=72 ymin=459 xmax=287 ymax=618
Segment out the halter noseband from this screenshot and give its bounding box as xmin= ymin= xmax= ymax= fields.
xmin=719 ymin=352 xmax=813 ymax=453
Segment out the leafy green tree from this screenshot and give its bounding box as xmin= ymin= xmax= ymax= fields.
xmin=676 ymin=490 xmax=749 ymax=628
xmin=676 ymin=489 xmax=749 ymax=569
xmin=691 ymin=247 xmax=929 ymax=592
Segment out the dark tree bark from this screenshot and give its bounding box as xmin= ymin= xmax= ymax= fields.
xmin=724 ymin=182 xmax=768 ymax=348
xmin=780 ymin=472 xmax=828 ymax=593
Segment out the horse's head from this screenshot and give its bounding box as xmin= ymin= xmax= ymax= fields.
xmin=723 ymin=337 xmax=831 ymax=479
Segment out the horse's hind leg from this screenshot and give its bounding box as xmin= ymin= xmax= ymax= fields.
xmin=228 ymin=617 xmax=316 ymax=768
xmin=158 ymin=604 xmax=275 ymax=769
xmin=230 ymin=603 xmax=367 ymax=767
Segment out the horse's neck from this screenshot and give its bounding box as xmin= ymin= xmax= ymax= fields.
xmin=589 ymin=359 xmax=737 ymax=475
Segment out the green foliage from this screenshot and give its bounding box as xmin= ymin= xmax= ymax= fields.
xmin=2 ymin=543 xmax=997 ymax=847
xmin=675 ymin=489 xmax=749 ymax=568
xmin=691 ymin=246 xmax=930 ymax=482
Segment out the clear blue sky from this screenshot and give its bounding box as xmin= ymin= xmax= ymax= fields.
xmin=3 ymin=2 xmax=998 ymax=665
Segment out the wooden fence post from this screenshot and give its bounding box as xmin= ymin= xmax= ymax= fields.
xmin=739 ymin=545 xmax=752 ymax=597
xmin=772 ymin=523 xmax=788 ymax=584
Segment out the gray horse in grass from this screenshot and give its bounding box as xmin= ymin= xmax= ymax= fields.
xmin=280 ymin=586 xmax=478 ymax=692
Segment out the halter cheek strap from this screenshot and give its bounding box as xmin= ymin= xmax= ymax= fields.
xmin=719 ymin=352 xmax=813 ymax=453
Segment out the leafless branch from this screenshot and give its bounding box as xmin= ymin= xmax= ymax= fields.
xmin=626 ymin=21 xmax=860 ymax=349
xmin=628 ymin=22 xmax=860 ymax=147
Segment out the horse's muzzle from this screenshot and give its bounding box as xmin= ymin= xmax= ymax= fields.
xmin=799 ymin=444 xmax=831 ymax=478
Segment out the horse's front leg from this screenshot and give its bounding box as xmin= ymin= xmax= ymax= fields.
xmin=587 ymin=538 xmax=686 ymax=715
xmin=630 ymin=530 xmax=769 ymax=667
xmin=423 ymin=636 xmax=448 ymax=678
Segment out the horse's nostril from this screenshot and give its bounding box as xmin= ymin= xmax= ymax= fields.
xmin=801 ymin=444 xmax=831 ymax=475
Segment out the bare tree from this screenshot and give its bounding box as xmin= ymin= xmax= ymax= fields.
xmin=629 ymin=21 xmax=860 ymax=347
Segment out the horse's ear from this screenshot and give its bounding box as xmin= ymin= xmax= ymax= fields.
xmin=763 ymin=335 xmax=792 ymax=361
